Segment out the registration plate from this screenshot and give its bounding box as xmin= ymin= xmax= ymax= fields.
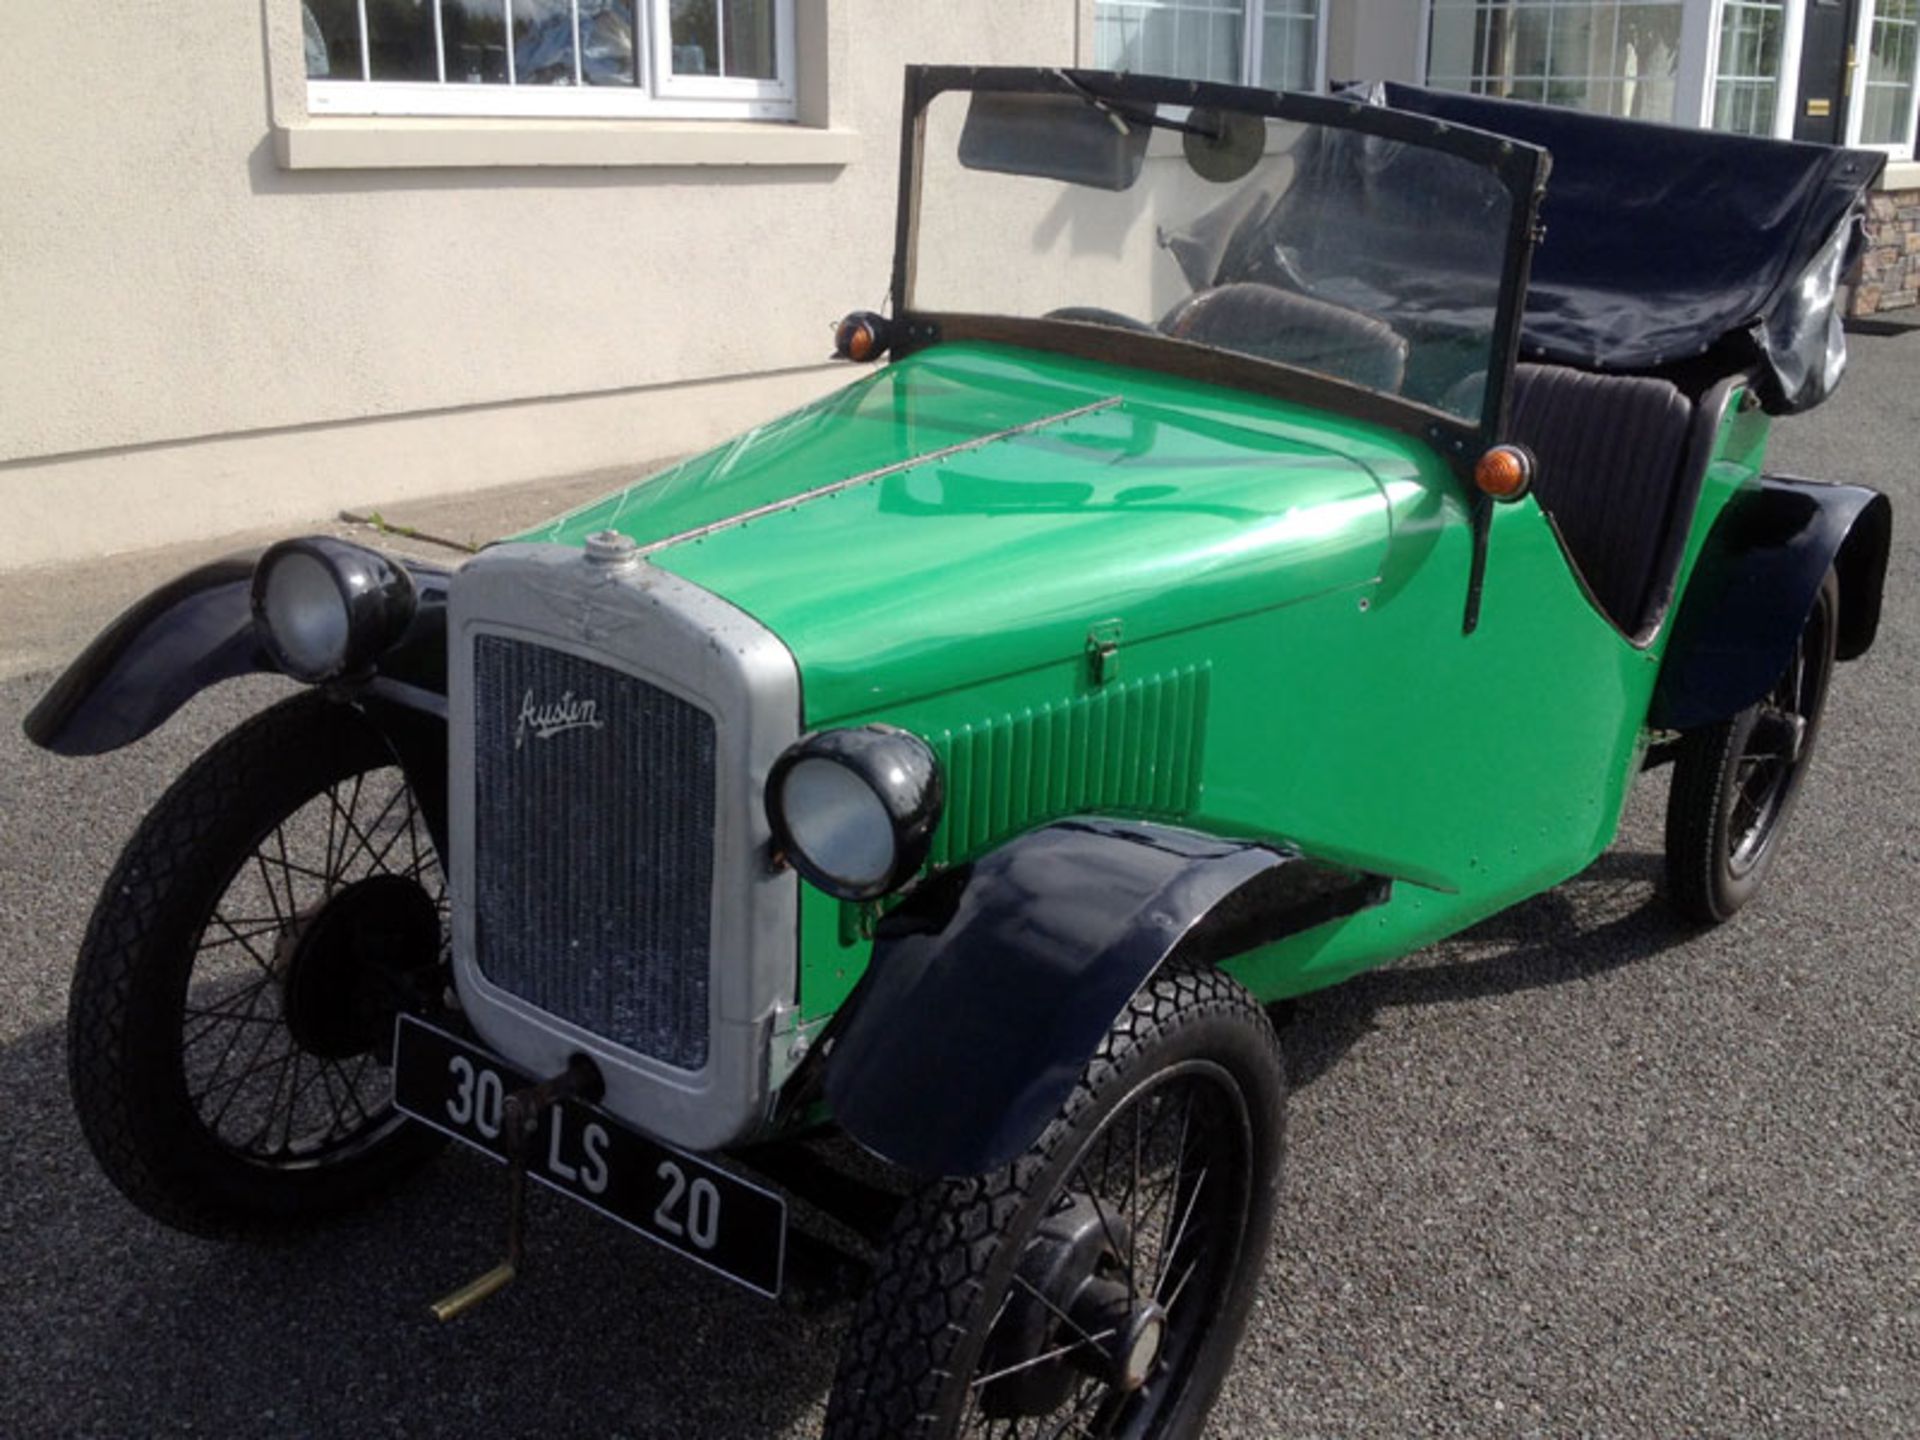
xmin=391 ymin=1016 xmax=786 ymax=1298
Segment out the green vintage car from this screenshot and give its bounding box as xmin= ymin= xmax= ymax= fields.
xmin=26 ymin=67 xmax=1894 ymax=1439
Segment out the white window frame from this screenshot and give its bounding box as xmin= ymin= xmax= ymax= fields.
xmin=1091 ymin=1 xmax=1331 ymax=94
xmin=306 ymin=0 xmax=797 ymax=120
xmin=1845 ymin=0 xmax=1920 ymax=156
xmin=1699 ymin=0 xmax=1807 ymax=140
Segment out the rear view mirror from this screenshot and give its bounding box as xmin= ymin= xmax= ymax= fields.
xmin=958 ymin=91 xmax=1150 ymax=192
xmin=1183 ymin=108 xmax=1266 ymax=183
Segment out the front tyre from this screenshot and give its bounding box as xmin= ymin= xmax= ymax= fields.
xmin=68 ymin=691 xmax=449 ymax=1236
xmin=1664 ymin=569 xmax=1838 ymax=924
xmin=825 ymin=965 xmax=1285 ymax=1440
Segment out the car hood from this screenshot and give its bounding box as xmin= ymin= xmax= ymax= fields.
xmin=522 ymin=343 xmax=1419 ymax=723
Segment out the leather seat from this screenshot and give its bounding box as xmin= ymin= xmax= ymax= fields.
xmin=1161 ymin=283 xmax=1409 ymax=395
xmin=1506 ymin=363 xmax=1695 ymax=637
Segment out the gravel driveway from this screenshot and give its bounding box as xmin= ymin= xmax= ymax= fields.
xmin=1 ymin=334 xmax=1913 ymax=1439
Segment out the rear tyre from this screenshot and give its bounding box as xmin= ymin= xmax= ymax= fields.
xmin=68 ymin=692 xmax=449 ymax=1236
xmin=824 ymin=965 xmax=1285 ymax=1439
xmin=1664 ymin=570 xmax=1838 ymax=924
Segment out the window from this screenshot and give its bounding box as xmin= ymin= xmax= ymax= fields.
xmin=1425 ymin=1 xmax=1685 ymax=122
xmin=1092 ymin=1 xmax=1326 ymax=93
xmin=1711 ymin=0 xmax=1786 ymax=136
xmin=1857 ymin=0 xmax=1920 ymax=151
xmin=303 ymin=0 xmax=796 ymax=118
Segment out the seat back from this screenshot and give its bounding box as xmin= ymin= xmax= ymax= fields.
xmin=1162 ymin=283 xmax=1409 ymax=395
xmin=1507 ymin=363 xmax=1695 ymax=637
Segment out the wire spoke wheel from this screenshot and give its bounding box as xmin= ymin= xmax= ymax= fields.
xmin=68 ymin=692 xmax=449 ymax=1235
xmin=826 ymin=966 xmax=1284 ymax=1440
xmin=955 ymin=1064 xmax=1252 ymax=1439
xmin=179 ymin=762 xmax=447 ymax=1164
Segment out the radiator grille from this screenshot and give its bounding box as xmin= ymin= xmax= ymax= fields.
xmin=472 ymin=635 xmax=715 ymax=1070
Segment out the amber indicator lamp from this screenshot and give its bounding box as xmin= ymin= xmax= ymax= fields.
xmin=1474 ymin=443 xmax=1535 ymax=502
xmin=833 ymin=311 xmax=893 ymax=363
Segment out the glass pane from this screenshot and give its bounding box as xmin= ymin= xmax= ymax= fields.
xmin=513 ymin=0 xmax=576 ymax=85
xmin=671 ymin=0 xmax=719 ymax=75
xmin=1618 ymin=5 xmax=1681 ymax=121
xmin=1180 ymin=7 xmax=1242 ymax=83
xmin=1091 ymin=1 xmax=1243 ymax=83
xmin=1863 ymin=86 xmax=1894 ymax=141
xmin=1424 ymin=4 xmax=1480 ymax=85
xmin=1507 ymin=6 xmax=1551 ymax=80
xmin=579 ymin=0 xmax=638 ymax=85
xmin=1713 ymin=78 xmax=1776 ymax=135
xmin=1261 ymin=15 xmax=1315 ymax=91
xmin=444 ymin=0 xmax=510 ymax=83
xmin=303 ymin=0 xmax=362 ymax=79
xmin=1862 ymin=0 xmax=1919 ymax=142
xmin=366 ymin=0 xmax=439 ymax=81
xmin=722 ymin=0 xmax=777 ymax=80
xmin=1546 ymin=6 xmax=1596 ymax=81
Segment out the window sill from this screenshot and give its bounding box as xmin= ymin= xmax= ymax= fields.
xmin=1877 ymin=159 xmax=1920 ymax=191
xmin=273 ymin=117 xmax=861 ymax=171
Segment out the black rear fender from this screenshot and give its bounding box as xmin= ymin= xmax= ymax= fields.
xmin=821 ymin=818 xmax=1390 ymax=1178
xmin=1650 ymin=476 xmax=1891 ymax=732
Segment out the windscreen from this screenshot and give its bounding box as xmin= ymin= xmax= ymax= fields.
xmin=911 ymin=87 xmax=1518 ymax=423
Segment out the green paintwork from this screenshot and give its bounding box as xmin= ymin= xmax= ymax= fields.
xmin=524 ymin=342 xmax=1767 ymax=1022
xmin=527 ymin=344 xmax=1400 ymax=723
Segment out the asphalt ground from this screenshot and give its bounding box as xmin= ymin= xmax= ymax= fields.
xmin=1 ymin=335 xmax=1914 ymax=1438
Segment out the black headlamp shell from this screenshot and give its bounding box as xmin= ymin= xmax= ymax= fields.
xmin=250 ymin=536 xmax=417 ymax=683
xmin=766 ymin=725 xmax=943 ymax=901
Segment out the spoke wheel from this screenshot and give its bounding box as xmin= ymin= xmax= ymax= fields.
xmin=68 ymin=692 xmax=448 ymax=1236
xmin=1665 ymin=569 xmax=1838 ymax=925
xmin=825 ymin=966 xmax=1284 ymax=1440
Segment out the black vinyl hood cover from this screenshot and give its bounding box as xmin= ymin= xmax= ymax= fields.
xmin=1355 ymin=85 xmax=1885 ymax=413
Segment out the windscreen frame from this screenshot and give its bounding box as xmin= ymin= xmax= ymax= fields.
xmin=889 ymin=65 xmax=1551 ymax=465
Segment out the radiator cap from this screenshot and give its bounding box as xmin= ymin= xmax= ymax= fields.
xmin=584 ymin=530 xmax=639 ymax=567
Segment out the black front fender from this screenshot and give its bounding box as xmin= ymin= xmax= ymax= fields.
xmin=23 ymin=548 xmax=450 ymax=757
xmin=1651 ymin=475 xmax=1891 ymax=732
xmin=822 ymin=818 xmax=1389 ymax=1178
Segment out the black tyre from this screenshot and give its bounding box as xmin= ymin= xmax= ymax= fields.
xmin=825 ymin=965 xmax=1285 ymax=1440
xmin=68 ymin=691 xmax=449 ymax=1236
xmin=1665 ymin=570 xmax=1839 ymax=924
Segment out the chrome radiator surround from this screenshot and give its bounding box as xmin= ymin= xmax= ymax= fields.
xmin=448 ymin=542 xmax=801 ymax=1151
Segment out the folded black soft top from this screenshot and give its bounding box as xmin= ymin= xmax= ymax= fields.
xmin=1370 ymin=84 xmax=1884 ymax=412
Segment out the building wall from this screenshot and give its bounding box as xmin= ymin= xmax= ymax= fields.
xmin=0 ymin=1 xmax=1083 ymax=571
xmin=1324 ymin=0 xmax=1424 ymax=85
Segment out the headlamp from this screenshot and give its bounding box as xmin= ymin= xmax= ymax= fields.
xmin=766 ymin=726 xmax=942 ymax=901
xmin=250 ymin=537 xmax=417 ymax=683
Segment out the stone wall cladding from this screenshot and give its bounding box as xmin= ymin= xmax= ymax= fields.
xmin=1851 ymin=189 xmax=1920 ymax=315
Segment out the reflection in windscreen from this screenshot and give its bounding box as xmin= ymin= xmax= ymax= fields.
xmin=913 ymin=92 xmax=1514 ymax=422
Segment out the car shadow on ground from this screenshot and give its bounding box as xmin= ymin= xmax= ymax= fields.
xmin=2 ymin=847 xmax=1689 ymax=1439
xmin=1281 ymin=847 xmax=1694 ymax=1090
xmin=0 ymin=1018 xmax=837 ymax=1440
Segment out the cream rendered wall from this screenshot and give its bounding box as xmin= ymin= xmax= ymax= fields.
xmin=0 ymin=2 xmax=1083 ymax=571
xmin=1325 ymin=0 xmax=1426 ymax=86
